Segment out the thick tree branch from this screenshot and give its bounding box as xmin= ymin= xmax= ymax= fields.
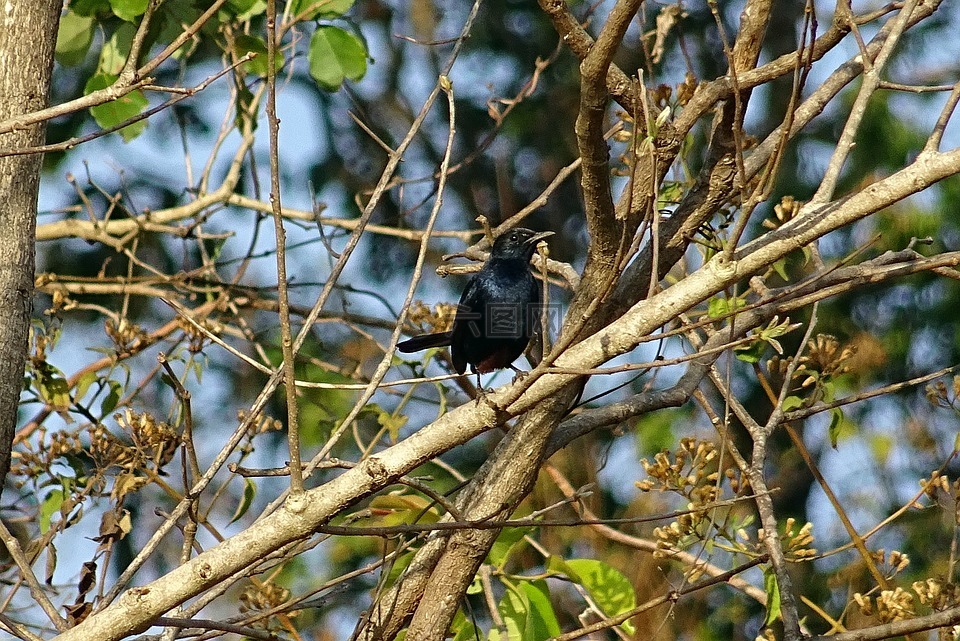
xmin=807 ymin=604 xmax=960 ymax=641
xmin=731 ymin=0 xmax=773 ymax=73
xmin=563 ymin=0 xmax=643 ymax=336
xmin=536 ymin=0 xmax=642 ymax=114
xmin=404 ymin=393 xmax=575 ymax=640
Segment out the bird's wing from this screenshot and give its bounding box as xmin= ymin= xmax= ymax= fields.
xmin=528 ymin=277 xmax=543 ymax=334
xmin=449 ymin=274 xmax=483 ymax=374
xmin=396 ymin=331 xmax=454 ymax=352
xmin=523 ymin=276 xmax=545 ymax=366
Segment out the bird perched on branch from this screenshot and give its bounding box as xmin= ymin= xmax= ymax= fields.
xmin=397 ymin=228 xmax=554 ymax=386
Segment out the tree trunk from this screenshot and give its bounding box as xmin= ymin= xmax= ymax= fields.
xmin=0 ymin=1 xmax=63 ymax=495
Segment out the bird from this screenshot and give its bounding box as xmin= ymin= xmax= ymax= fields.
xmin=397 ymin=228 xmax=554 ymax=386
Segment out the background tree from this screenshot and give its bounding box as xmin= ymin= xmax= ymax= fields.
xmin=2 ymin=1 xmax=960 ymax=640
xmin=0 ymin=2 xmax=62 ymax=498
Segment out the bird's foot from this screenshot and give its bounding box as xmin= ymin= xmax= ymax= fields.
xmin=474 ymin=387 xmax=487 ymax=405
xmin=509 ymin=365 xmax=528 ymax=384
xmin=474 ymin=371 xmax=487 ymax=405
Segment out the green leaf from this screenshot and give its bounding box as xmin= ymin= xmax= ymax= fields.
xmin=71 ymin=0 xmax=112 ymax=16
xmin=491 ymin=581 xmax=529 ymax=641
xmin=491 ymin=579 xmax=561 ymax=641
xmin=233 ymin=34 xmax=282 ymax=77
xmin=308 ymin=25 xmax=367 ymax=91
xmin=869 ymin=433 xmax=894 ymax=464
xmin=487 ymin=526 xmax=531 ymax=568
xmin=772 ymin=257 xmax=789 ymax=282
xmin=360 ymin=494 xmax=439 ymax=527
xmin=84 ymin=73 xmax=149 ymax=141
xmin=562 ymin=559 xmax=637 ymax=635
xmin=450 ymin=617 xmax=479 ymax=641
xmin=450 ymin=608 xmax=480 ymax=640
xmin=63 ymin=454 xmax=90 ymax=482
xmin=781 ymin=395 xmax=804 ymax=412
xmin=707 ymin=297 xmax=728 ymax=318
xmin=520 ymin=580 xmax=561 ymax=639
xmin=73 ymin=371 xmax=99 ymax=402
xmin=734 ymin=339 xmax=766 ymax=364
xmin=56 ymin=11 xmax=95 ymax=66
xmin=99 ymin=22 xmax=136 ymax=75
xmin=40 ymin=490 xmax=65 ymax=534
xmin=226 ymin=0 xmax=267 ymax=20
xmin=707 ymin=296 xmax=745 ymax=319
xmin=634 ymin=407 xmax=685 ymax=454
xmin=191 ymin=357 xmax=205 ymax=383
xmin=763 ymin=567 xmax=782 ymax=626
xmin=291 ymin=0 xmax=355 ymax=20
xmin=828 ymin=408 xmax=843 ymax=449
xmin=41 ymin=378 xmax=72 ymax=412
xmin=382 ymin=549 xmax=413 ymax=589
xmin=821 ymin=379 xmax=836 ymax=403
xmin=658 ymin=181 xmax=684 ymax=209
xmin=156 ymin=1 xmax=202 ymax=60
xmin=369 ymin=494 xmax=431 ymax=512
xmin=235 ymin=83 xmax=258 ymax=132
xmin=466 ymin=573 xmax=483 ymax=595
xmin=433 ymin=380 xmax=448 ymax=418
xmin=109 ymin=0 xmax=149 ymax=21
xmin=38 ymin=365 xmax=71 ymax=412
xmin=377 ymin=410 xmax=408 ymax=442
xmin=100 ymin=380 xmax=123 ymax=416
xmin=159 ymin=371 xmax=177 ymax=391
xmin=87 ymin=346 xmax=118 ymax=356
xmin=229 ymin=478 xmax=257 ymax=524
xmin=546 ymin=554 xmax=579 ymax=580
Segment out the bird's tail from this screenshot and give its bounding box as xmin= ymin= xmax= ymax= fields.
xmin=396 ymin=331 xmax=454 ymax=353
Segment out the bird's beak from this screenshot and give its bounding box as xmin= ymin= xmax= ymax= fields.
xmin=525 ymin=231 xmax=555 ymax=246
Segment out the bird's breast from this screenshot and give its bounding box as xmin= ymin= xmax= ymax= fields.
xmin=480 ymin=261 xmax=535 ymax=296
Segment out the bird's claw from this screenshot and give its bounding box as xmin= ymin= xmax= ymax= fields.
xmin=509 ymin=366 xmax=528 ymax=384
xmin=473 ymin=371 xmax=487 ymax=405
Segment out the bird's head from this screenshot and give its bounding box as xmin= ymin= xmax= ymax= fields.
xmin=490 ymin=228 xmax=555 ymax=261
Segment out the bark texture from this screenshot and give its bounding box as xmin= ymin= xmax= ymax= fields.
xmin=0 ymin=1 xmax=63 ymax=494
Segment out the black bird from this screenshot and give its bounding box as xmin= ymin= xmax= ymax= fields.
xmin=398 ymin=228 xmax=554 ymax=384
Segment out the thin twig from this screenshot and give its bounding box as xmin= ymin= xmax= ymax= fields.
xmin=0 ymin=614 xmax=44 ymax=641
xmin=0 ymin=520 xmax=68 ymax=632
xmin=924 ymin=81 xmax=960 ymax=153
xmin=707 ymin=366 xmax=805 ymax=640
xmin=545 ymin=464 xmax=769 ymax=605
xmin=811 ymin=0 xmax=921 ymax=204
xmin=264 ymin=0 xmax=304 ymax=495
xmin=0 ymin=55 xmax=252 ymax=158
xmin=0 ymin=0 xmax=230 ymax=136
